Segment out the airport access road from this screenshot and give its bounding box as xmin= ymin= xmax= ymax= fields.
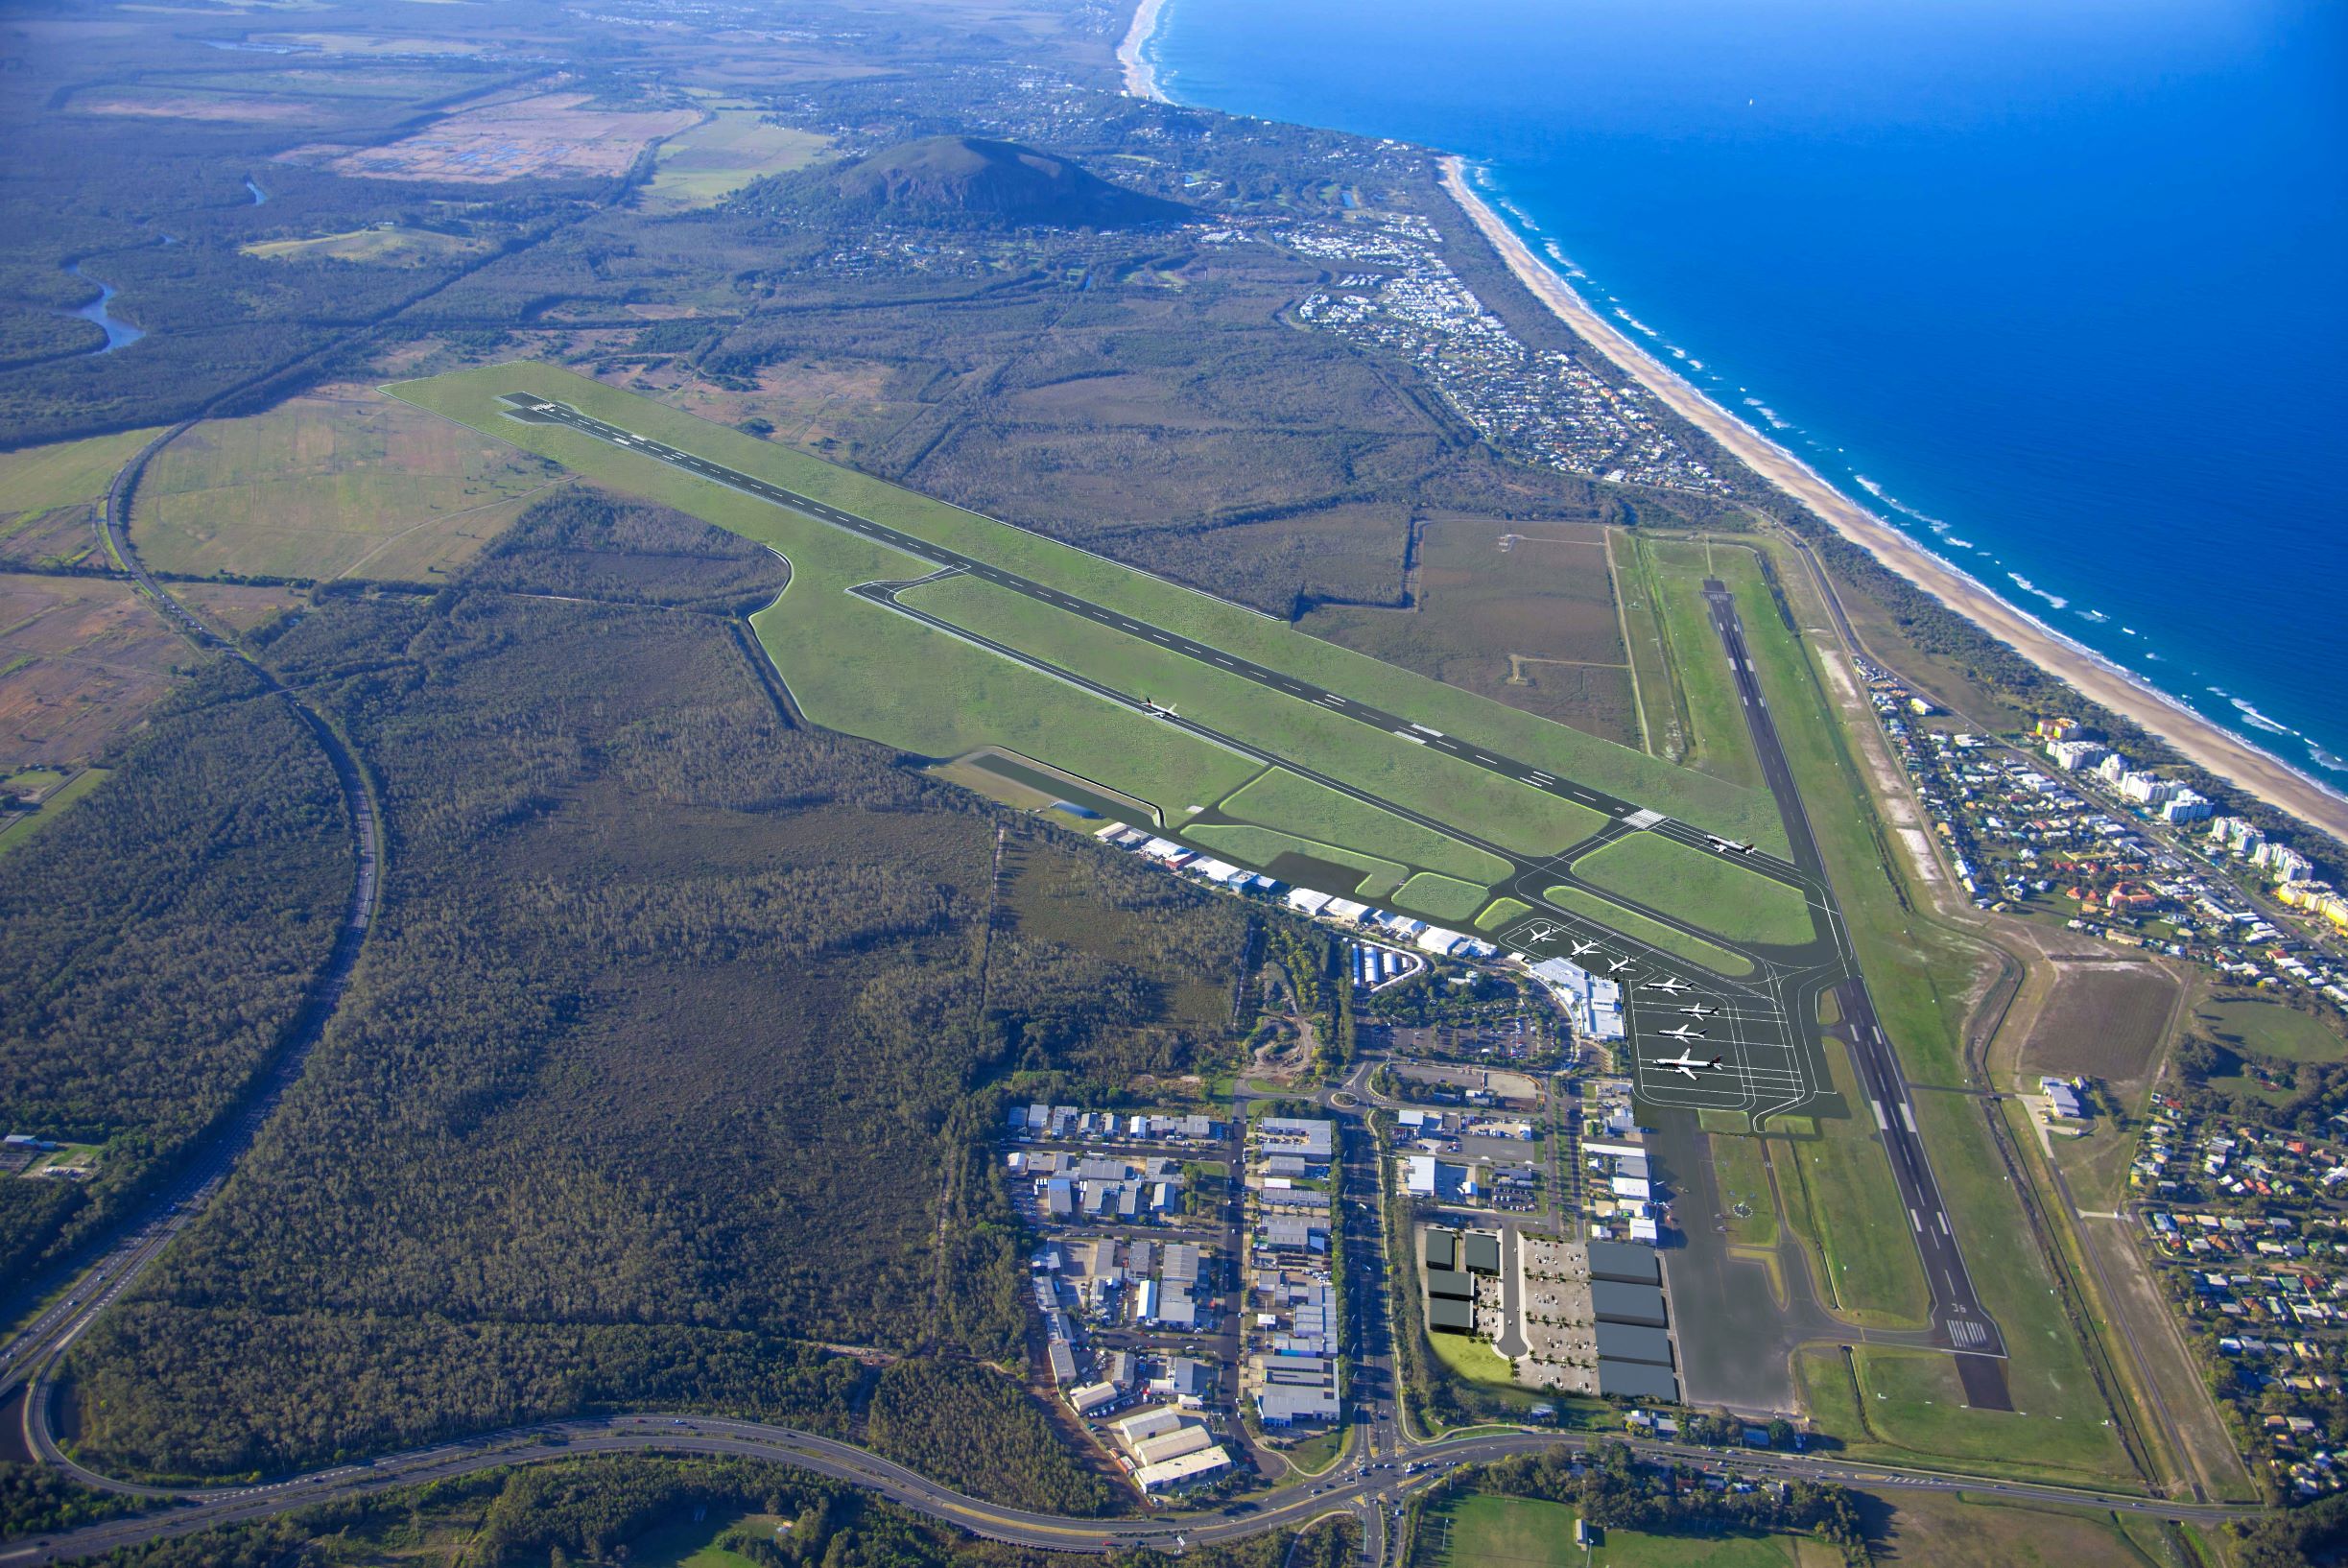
xmin=3 ymin=1406 xmax=2254 ymax=1566
xmin=1701 ymin=581 xmax=2008 ymax=1384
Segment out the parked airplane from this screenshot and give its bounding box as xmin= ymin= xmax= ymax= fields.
xmin=1569 ymin=938 xmax=1601 ymax=958
xmin=1524 ymin=922 xmax=1559 ymax=944
xmin=1654 ymin=1050 xmax=1724 ymax=1081
xmin=1679 ymin=1004 xmax=1719 ymax=1018
xmin=1605 ymin=957 xmax=1636 ymax=974
xmin=1641 ymin=975 xmax=1692 ymax=995
xmin=1658 ymin=1023 xmax=1709 ymax=1042
xmin=1706 ymin=835 xmax=1757 ymax=855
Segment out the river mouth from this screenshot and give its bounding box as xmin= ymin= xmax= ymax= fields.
xmin=65 ymin=261 xmax=144 ymax=354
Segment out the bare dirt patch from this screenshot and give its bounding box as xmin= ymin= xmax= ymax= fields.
xmin=2014 ymin=960 xmax=2180 ymax=1092
xmin=291 ymin=92 xmax=698 ymax=183
xmin=0 ymin=575 xmax=285 ymax=768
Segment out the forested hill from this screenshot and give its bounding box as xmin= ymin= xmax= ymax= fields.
xmin=61 ymin=487 xmax=1247 ymax=1502
xmin=764 ymin=134 xmax=1193 ymax=229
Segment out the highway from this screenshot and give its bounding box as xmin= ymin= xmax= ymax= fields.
xmin=3 ymin=1402 xmax=2252 ymax=1566
xmin=0 ymin=427 xmax=387 ymax=1421
xmin=1701 ymin=580 xmax=2008 ymax=1385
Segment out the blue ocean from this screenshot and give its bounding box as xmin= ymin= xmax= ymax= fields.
xmin=1146 ymin=0 xmax=2348 ymax=788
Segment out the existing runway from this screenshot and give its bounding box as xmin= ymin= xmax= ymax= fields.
xmin=1702 ymin=580 xmax=2008 ymax=1389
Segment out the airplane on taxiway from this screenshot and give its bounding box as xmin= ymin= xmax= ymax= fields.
xmin=1706 ymin=835 xmax=1757 ymax=855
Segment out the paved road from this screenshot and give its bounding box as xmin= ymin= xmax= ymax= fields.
xmin=1700 ymin=582 xmax=2007 ymax=1386
xmin=3 ymin=1405 xmax=2249 ymax=1566
xmin=0 ymin=429 xmax=387 ymax=1414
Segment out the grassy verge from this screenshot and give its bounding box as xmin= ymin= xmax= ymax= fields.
xmin=1639 ymin=535 xmax=1763 ymax=791
xmin=1183 ymin=822 xmax=1408 ymax=897
xmin=1538 ymin=886 xmax=1754 ymax=977
xmin=1393 ymin=872 xmax=1493 ymax=923
xmin=1707 ymin=1132 xmax=1780 ymax=1250
xmin=0 ymin=767 xmax=110 ymax=856
xmin=1570 ymin=830 xmax=1817 ymax=947
xmin=1427 ymin=1330 xmax=1518 ymax=1387
xmin=1475 ymin=897 xmax=1534 ymax=932
xmin=1774 ymin=1040 xmax=1932 ymax=1328
xmin=1217 ymin=767 xmax=1511 ymax=884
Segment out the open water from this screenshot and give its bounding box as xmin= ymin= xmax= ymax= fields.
xmin=1147 ymin=0 xmax=2348 ymax=787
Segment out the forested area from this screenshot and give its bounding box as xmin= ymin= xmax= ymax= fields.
xmin=62 ymin=503 xmax=1248 ymax=1479
xmin=866 ymin=1361 xmax=1113 ymax=1515
xmin=0 ymin=663 xmax=348 ymax=1292
xmin=0 ymin=1462 xmax=137 ymax=1540
xmin=463 ymin=487 xmax=792 ymax=611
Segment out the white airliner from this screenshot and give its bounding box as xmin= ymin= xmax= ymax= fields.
xmin=1679 ymin=1003 xmax=1719 ymax=1018
xmin=1139 ymin=698 xmax=1178 ymax=719
xmin=1605 ymin=957 xmax=1636 ymax=974
xmin=1568 ymin=938 xmax=1601 ymax=958
xmin=1658 ymin=1023 xmax=1709 ymax=1042
xmin=1706 ymin=835 xmax=1758 ymax=855
xmin=1524 ymin=922 xmax=1559 ymax=945
xmin=1654 ymin=1050 xmax=1724 ymax=1081
xmin=1641 ymin=975 xmax=1691 ymax=995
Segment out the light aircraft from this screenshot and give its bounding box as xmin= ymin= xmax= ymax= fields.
xmin=1706 ymin=835 xmax=1758 ymax=855
xmin=1679 ymin=1003 xmax=1719 ymax=1018
xmin=1568 ymin=938 xmax=1601 ymax=958
xmin=1641 ymin=975 xmax=1691 ymax=995
xmin=1658 ymin=1023 xmax=1709 ymax=1042
xmin=1654 ymin=1050 xmax=1724 ymax=1081
xmin=1605 ymin=957 xmax=1635 ymax=974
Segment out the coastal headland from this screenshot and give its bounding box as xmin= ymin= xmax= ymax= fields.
xmin=1434 ymin=157 xmax=2348 ymax=845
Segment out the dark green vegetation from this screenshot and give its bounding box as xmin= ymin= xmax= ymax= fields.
xmin=66 ymin=490 xmax=1248 ymax=1482
xmin=794 ymin=135 xmax=1191 ymax=229
xmin=57 ymin=1453 xmax=1356 ymax=1567
xmin=0 ymin=1461 xmax=140 ymax=1541
xmin=866 ymin=1362 xmax=1113 ymax=1515
xmin=0 ymin=665 xmax=348 ymax=1292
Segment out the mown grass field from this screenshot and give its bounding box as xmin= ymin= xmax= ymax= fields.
xmin=1774 ymin=1038 xmax=1932 ymax=1329
xmin=1183 ymin=822 xmax=1409 ymax=897
xmin=642 ymin=108 xmax=829 ymax=212
xmin=1428 ymin=1493 xmax=1798 ymax=1568
xmin=1571 ymin=830 xmax=1818 ymax=947
xmin=904 ymin=570 xmax=1617 ymax=860
xmin=135 ymin=384 xmax=557 ymax=582
xmin=1212 ymin=766 xmax=1512 ymax=886
xmin=2195 ymin=994 xmax=2346 ymax=1063
xmin=1538 ymin=886 xmax=1753 ymax=977
xmin=1707 ymin=1131 xmax=1780 ymax=1250
xmin=0 ymin=425 xmax=158 ymax=515
xmin=1638 ymin=535 xmax=1763 ymax=789
xmin=1392 ymin=872 xmax=1490 ymax=923
xmin=1425 ymin=1330 xmax=1517 ymax=1388
xmin=387 ymin=365 xmax=1787 ymax=852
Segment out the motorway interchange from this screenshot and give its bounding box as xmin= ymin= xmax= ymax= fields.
xmin=0 ymin=391 xmax=2062 ymax=1560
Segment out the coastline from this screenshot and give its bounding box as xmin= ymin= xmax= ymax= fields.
xmin=1118 ymin=0 xmax=1171 ymax=103
xmin=1438 ymin=155 xmax=2348 ymax=845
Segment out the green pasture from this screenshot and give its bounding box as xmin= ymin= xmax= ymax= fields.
xmin=2195 ymin=996 xmax=2347 ymax=1063
xmin=1571 ymin=830 xmax=1817 ymax=947
xmin=0 ymin=426 xmax=159 ymax=516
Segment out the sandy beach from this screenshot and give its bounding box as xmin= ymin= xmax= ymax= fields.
xmin=1439 ymin=156 xmax=2348 ymax=845
xmin=1118 ymin=0 xmax=1171 ymax=102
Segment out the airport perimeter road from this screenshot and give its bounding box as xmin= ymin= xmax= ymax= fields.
xmin=1701 ymin=582 xmax=2008 ymax=1388
xmin=5 ymin=1407 xmax=2250 ymax=1565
